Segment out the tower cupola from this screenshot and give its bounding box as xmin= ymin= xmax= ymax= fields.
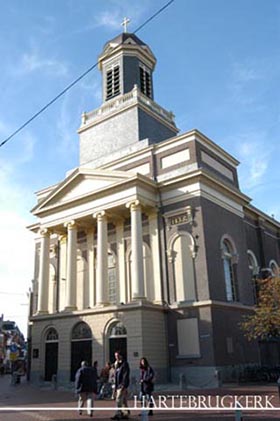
xmin=98 ymin=33 xmax=156 ymax=102
xmin=78 ymin=29 xmax=178 ymax=167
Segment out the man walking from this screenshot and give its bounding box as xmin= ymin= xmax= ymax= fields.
xmin=75 ymin=360 xmax=98 ymax=417
xmin=111 ymin=351 xmax=130 ymax=420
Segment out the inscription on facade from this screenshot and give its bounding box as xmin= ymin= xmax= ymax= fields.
xmin=168 ymin=210 xmax=193 ymax=226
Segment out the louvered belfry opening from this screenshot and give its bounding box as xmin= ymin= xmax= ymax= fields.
xmin=106 ymin=65 xmax=120 ymax=100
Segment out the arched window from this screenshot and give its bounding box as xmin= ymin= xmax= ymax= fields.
xmin=71 ymin=322 xmax=92 ymax=340
xmin=167 ymin=232 xmax=196 ymax=303
xmin=221 ymin=238 xmax=238 ymax=302
xmin=269 ymin=260 xmax=279 ymax=277
xmin=71 ymin=322 xmax=92 ymax=381
xmin=44 ymin=327 xmax=58 ymax=381
xmin=110 ymin=322 xmax=127 ymax=337
xmin=108 ymin=322 xmax=127 ymax=362
xmin=247 ymin=250 xmax=259 ymax=277
xmin=45 ymin=327 xmax=58 ymax=342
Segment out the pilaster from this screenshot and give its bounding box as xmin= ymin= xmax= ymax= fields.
xmin=148 ymin=210 xmax=163 ymax=303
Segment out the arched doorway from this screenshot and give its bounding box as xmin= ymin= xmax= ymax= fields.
xmin=70 ymin=322 xmax=92 ymax=381
xmin=44 ymin=327 xmax=58 ymax=381
xmin=108 ymin=322 xmax=127 ymax=363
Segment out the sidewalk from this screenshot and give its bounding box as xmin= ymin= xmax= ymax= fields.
xmin=0 ymin=374 xmax=280 ymax=420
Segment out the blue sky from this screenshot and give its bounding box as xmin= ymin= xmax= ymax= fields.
xmin=0 ymin=0 xmax=279 ymax=336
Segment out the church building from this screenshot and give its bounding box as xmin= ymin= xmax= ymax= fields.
xmin=28 ymin=30 xmax=280 ymax=388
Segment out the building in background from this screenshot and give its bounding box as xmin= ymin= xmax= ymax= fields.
xmin=0 ymin=318 xmax=25 ymax=375
xmin=28 ymin=31 xmax=280 ymax=388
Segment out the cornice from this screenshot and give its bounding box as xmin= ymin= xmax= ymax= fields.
xmin=158 ymin=169 xmax=251 ymax=206
xmin=169 ymin=299 xmax=255 ymax=312
xmin=78 ymin=94 xmax=177 ymax=135
xmin=31 ymin=167 xmax=132 ymax=214
xmin=30 ymin=300 xmax=166 ymax=322
xmin=245 ymin=203 xmax=280 ymax=229
xmin=98 ymin=43 xmax=156 ymax=71
xmin=32 ymin=173 xmax=157 ymax=217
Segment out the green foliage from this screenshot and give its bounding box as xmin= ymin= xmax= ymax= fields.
xmin=241 ymin=276 xmax=280 ymax=341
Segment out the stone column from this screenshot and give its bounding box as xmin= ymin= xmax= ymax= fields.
xmin=64 ymin=220 xmax=77 ymax=310
xmin=148 ymin=210 xmax=163 ymax=303
xmin=37 ymin=228 xmax=50 ymax=314
xmin=116 ymin=218 xmax=126 ymax=304
xmin=87 ymin=228 xmax=95 ymax=308
xmin=93 ymin=211 xmax=108 ymax=306
xmin=126 ymin=200 xmax=145 ymax=300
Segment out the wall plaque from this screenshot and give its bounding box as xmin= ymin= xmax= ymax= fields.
xmin=167 ymin=208 xmax=193 ymax=226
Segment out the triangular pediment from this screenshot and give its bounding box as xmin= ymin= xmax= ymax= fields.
xmin=32 ymin=167 xmax=133 ymax=214
xmin=103 ymin=43 xmax=118 ymax=54
xmin=123 ymin=37 xmax=137 ymax=45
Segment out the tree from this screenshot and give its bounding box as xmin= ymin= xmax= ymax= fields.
xmin=241 ymin=276 xmax=280 ymax=341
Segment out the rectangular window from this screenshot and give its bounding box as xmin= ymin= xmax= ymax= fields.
xmin=106 ymin=65 xmax=120 ymax=100
xmin=177 ymin=318 xmax=200 ymax=357
xmin=226 ymin=337 xmax=234 ymax=354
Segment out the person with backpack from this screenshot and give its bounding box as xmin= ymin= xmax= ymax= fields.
xmin=111 ymin=351 xmax=130 ymax=420
xmin=75 ymin=360 xmax=98 ymax=417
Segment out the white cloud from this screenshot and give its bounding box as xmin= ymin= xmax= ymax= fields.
xmin=16 ymin=50 xmax=68 ymax=77
xmin=96 ymin=10 xmax=123 ymax=30
xmin=232 ymin=61 xmax=263 ymax=83
xmin=231 ymin=131 xmax=272 ymax=190
xmin=228 ymin=58 xmax=267 ymax=107
xmin=0 ymin=120 xmax=9 ymax=136
xmin=0 ymin=130 xmax=36 ymax=337
xmin=0 ymin=184 xmax=35 ymax=338
xmin=56 ymin=95 xmax=79 ymax=159
xmin=80 ymin=0 xmax=149 ymax=33
xmin=79 ymin=77 xmax=102 ymax=103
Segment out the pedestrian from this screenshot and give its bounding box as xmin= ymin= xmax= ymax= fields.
xmin=111 ymin=351 xmax=130 ymax=420
xmin=98 ymin=361 xmax=111 ymax=399
xmin=139 ymin=357 xmax=155 ymax=416
xmin=75 ymin=360 xmax=98 ymax=417
xmin=0 ymin=358 xmax=4 ymax=376
xmin=109 ymin=362 xmax=116 ymax=399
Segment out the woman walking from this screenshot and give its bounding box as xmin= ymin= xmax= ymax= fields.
xmin=139 ymin=357 xmax=155 ymax=416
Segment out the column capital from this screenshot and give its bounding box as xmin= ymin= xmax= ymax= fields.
xmin=38 ymin=227 xmax=50 ymax=237
xmin=126 ymin=199 xmax=141 ymax=211
xmin=93 ymin=210 xmax=106 ymax=220
xmin=64 ymin=220 xmax=77 ymax=230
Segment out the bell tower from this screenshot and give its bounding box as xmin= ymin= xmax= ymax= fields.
xmin=98 ymin=31 xmax=156 ymax=103
xmin=78 ymin=27 xmax=178 ymax=167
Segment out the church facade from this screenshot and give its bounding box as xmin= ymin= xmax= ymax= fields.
xmin=28 ymin=32 xmax=280 ymax=388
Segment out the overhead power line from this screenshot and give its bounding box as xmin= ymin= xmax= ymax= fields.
xmin=0 ymin=291 xmax=26 ymax=296
xmin=0 ymin=0 xmax=175 ymax=149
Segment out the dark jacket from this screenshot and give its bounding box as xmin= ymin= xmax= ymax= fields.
xmin=140 ymin=366 xmax=154 ymax=394
xmin=75 ymin=366 xmax=98 ymax=394
xmin=115 ymin=360 xmax=130 ymax=389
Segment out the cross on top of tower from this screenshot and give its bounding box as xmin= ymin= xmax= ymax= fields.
xmin=121 ymin=17 xmax=130 ymax=33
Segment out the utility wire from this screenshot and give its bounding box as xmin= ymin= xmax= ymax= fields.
xmin=0 ymin=0 xmax=175 ymax=149
xmin=134 ymin=0 xmax=174 ymax=34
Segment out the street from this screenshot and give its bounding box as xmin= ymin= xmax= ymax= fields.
xmin=0 ymin=375 xmax=280 ymax=420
